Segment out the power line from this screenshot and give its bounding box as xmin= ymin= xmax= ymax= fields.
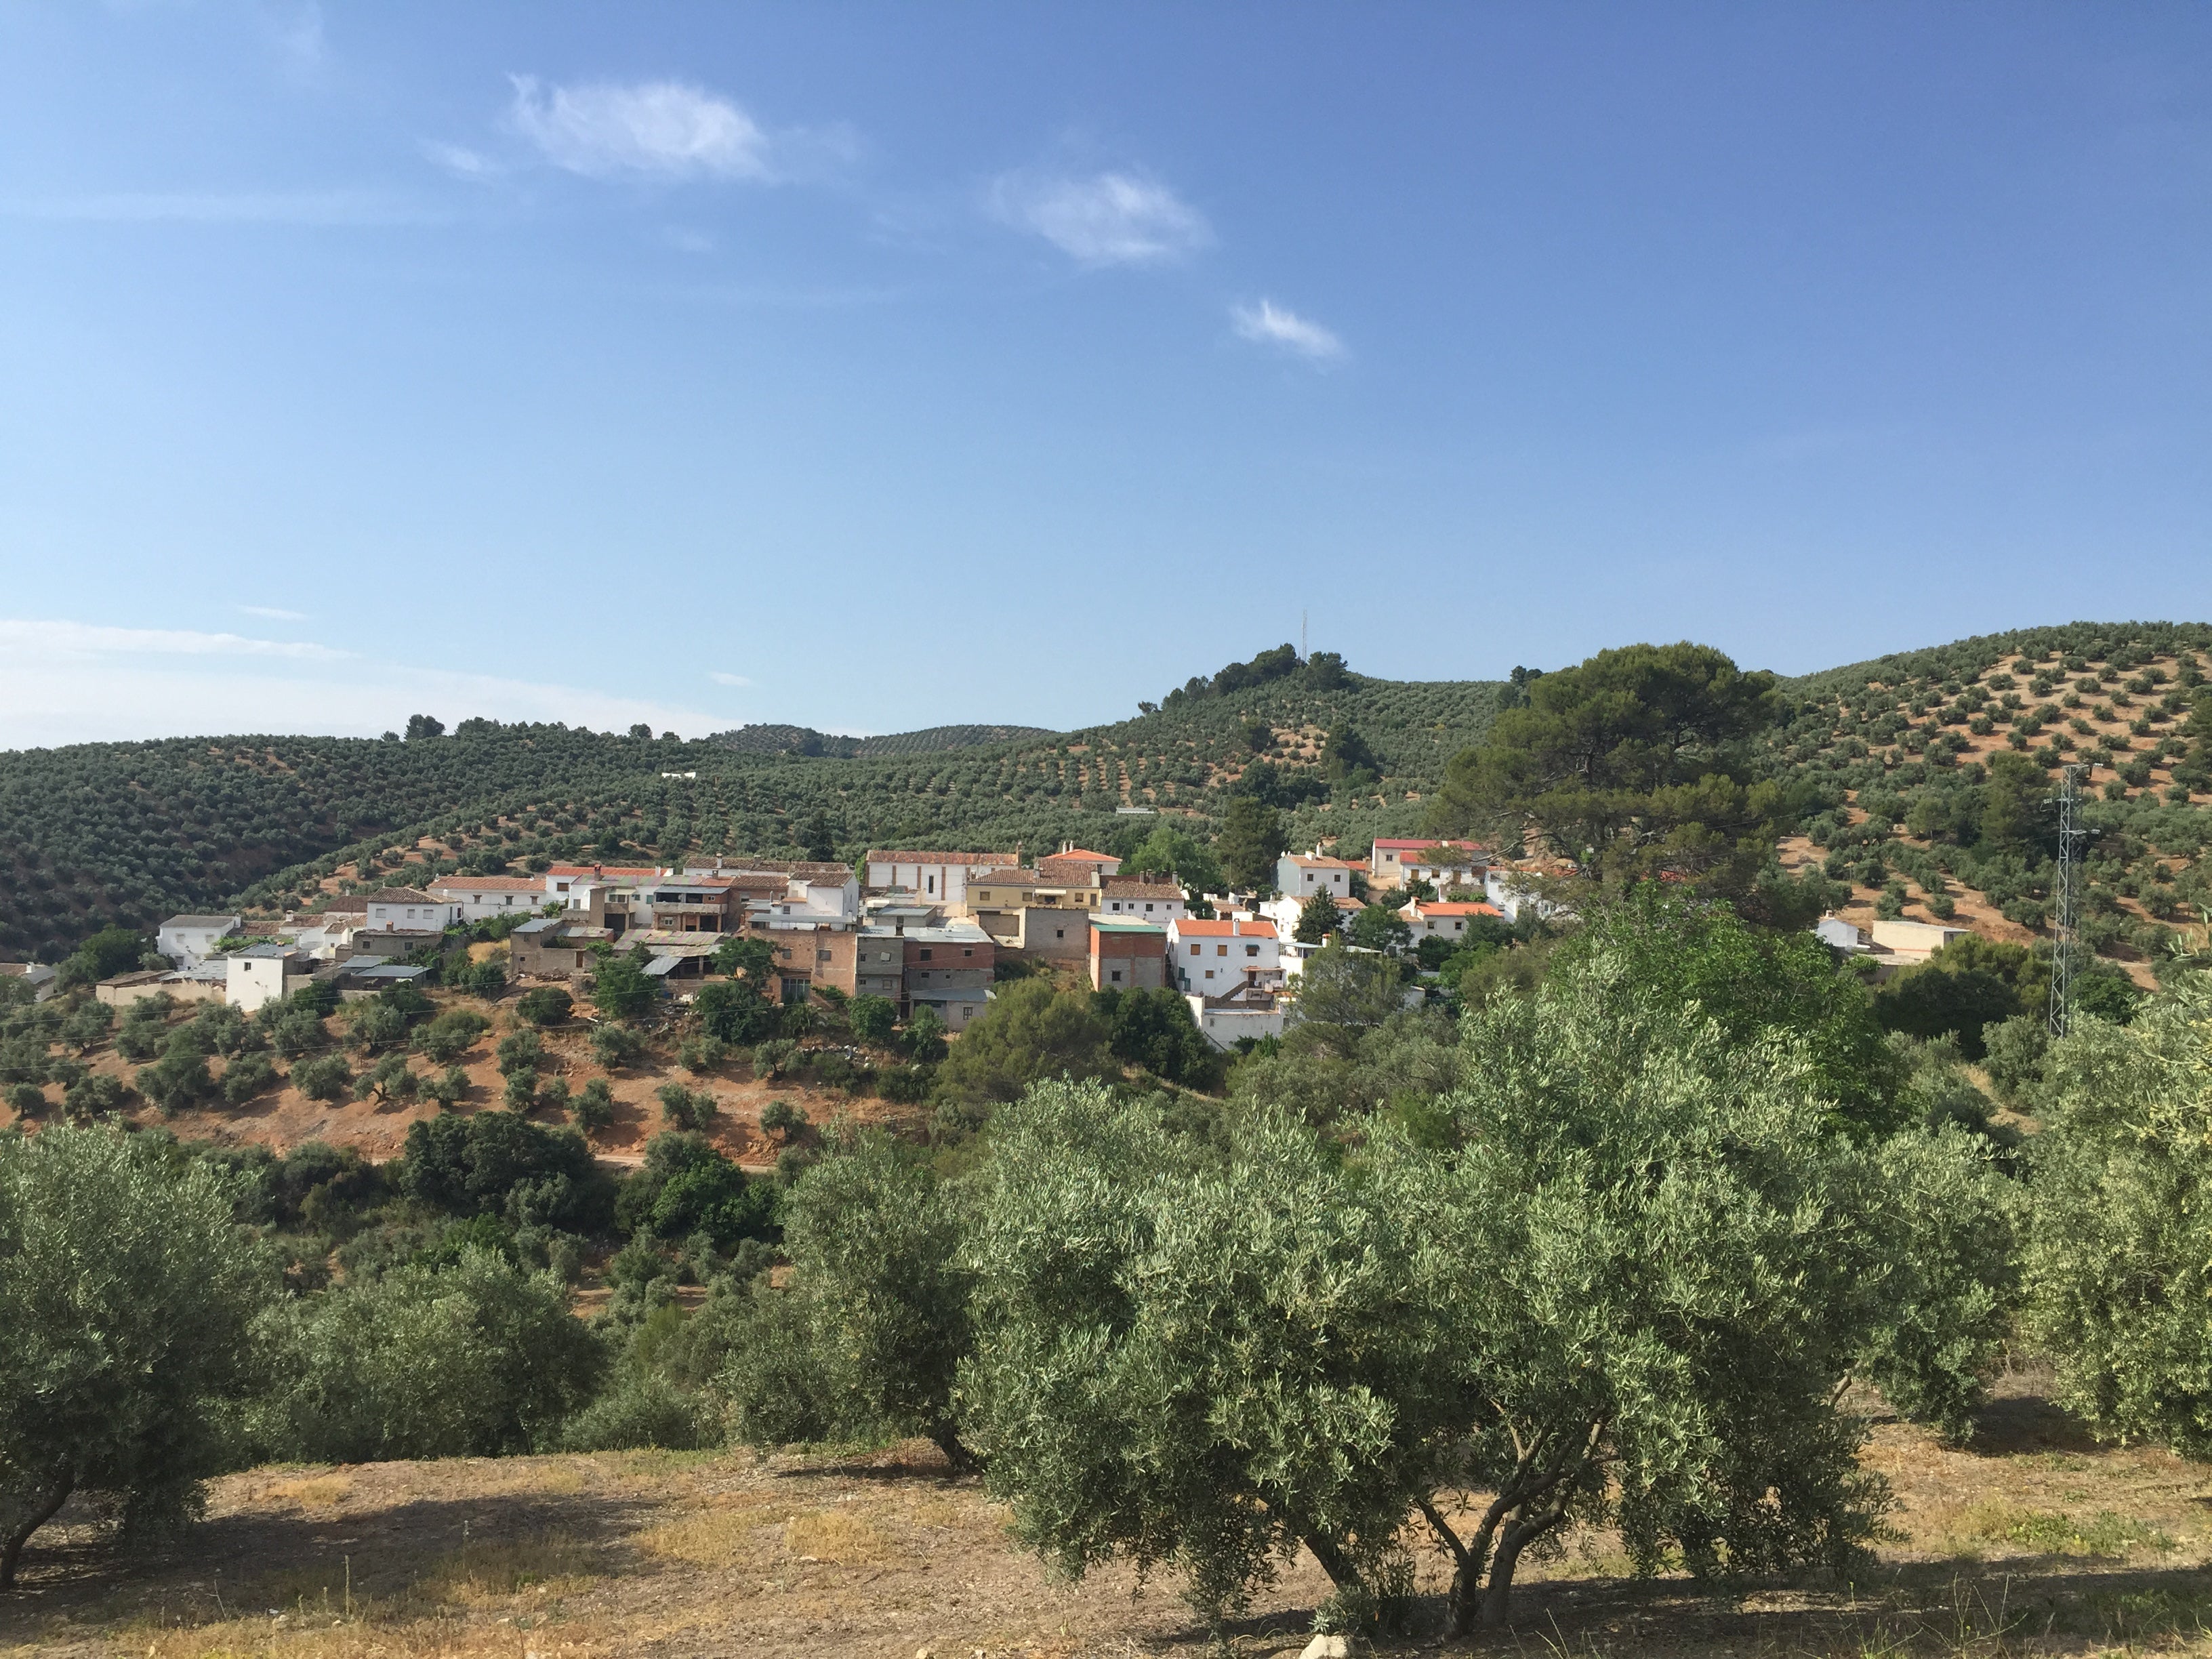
xmin=2048 ymin=763 xmax=2085 ymax=1039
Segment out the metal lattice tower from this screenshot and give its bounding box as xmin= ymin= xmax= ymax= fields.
xmin=2048 ymin=764 xmax=2085 ymax=1039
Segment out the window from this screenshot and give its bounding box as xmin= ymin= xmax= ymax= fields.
xmin=1054 ymin=928 xmax=1065 ymax=940
xmin=919 ymin=948 xmax=933 ymax=960
xmin=1244 ymin=944 xmax=1259 ymax=957
xmin=1204 ymin=968 xmax=1216 ymax=980
xmin=817 ymin=949 xmax=831 ymax=962
xmin=1110 ymin=970 xmax=1123 ymax=983
xmin=962 ymin=948 xmax=973 ymax=958
xmin=1189 ymin=943 xmax=1201 ymax=956
xmin=1216 ymin=944 xmax=1228 ymax=956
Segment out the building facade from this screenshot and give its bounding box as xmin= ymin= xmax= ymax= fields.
xmin=1090 ymin=919 xmax=1168 ymax=991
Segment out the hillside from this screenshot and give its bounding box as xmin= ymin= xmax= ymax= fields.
xmin=0 ymin=647 xmax=1504 ymax=960
xmin=706 ymin=721 xmax=1058 ymax=758
xmin=6 ymin=623 xmax=2209 ymax=967
xmin=1755 ymin=620 xmax=2212 ymax=977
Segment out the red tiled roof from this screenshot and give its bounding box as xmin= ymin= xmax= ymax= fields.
xmin=1374 ymin=838 xmax=1486 ymax=853
xmin=1409 ymin=901 xmax=1502 ymax=918
xmin=1172 ymin=918 xmax=1279 ymax=939
xmin=430 ymin=875 xmax=546 ymax=892
xmin=1050 ymin=849 xmax=1116 ymax=863
xmin=548 ymin=863 xmax=662 ymax=879
xmin=1101 ymin=876 xmax=1182 ymax=897
xmin=1286 ymin=854 xmax=1357 ymax=869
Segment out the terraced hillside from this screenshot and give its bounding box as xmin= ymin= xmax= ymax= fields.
xmin=1758 ymin=620 xmax=2212 ymax=977
xmin=0 ymin=649 xmax=1502 ymax=959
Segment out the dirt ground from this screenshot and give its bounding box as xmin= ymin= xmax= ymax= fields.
xmin=5 ymin=1367 xmax=2212 ymax=1659
xmin=0 ymin=997 xmax=927 ymax=1171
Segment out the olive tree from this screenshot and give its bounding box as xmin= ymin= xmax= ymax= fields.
xmin=1372 ymin=978 xmax=1904 ymax=1629
xmin=0 ymin=1128 xmax=278 ymax=1587
xmin=2026 ymin=979 xmax=2212 ymax=1456
xmin=960 ymin=1080 xmax=1448 ymax=1628
xmin=258 ymin=1246 xmax=600 ymax=1462
xmin=720 ymin=1129 xmax=975 ymax=1467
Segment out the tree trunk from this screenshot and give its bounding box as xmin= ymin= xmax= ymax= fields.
xmin=1418 ymin=1495 xmax=1483 ymax=1637
xmin=931 ymin=1429 xmax=981 ymax=1476
xmin=1479 ymin=1521 xmax=1534 ymax=1629
xmin=1300 ymin=1530 xmax=1359 ymax=1591
xmin=0 ymin=1469 xmax=75 ymax=1592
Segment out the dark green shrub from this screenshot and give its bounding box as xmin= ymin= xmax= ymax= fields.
xmin=572 ymin=1076 xmax=615 ymax=1132
xmin=514 ymin=987 xmax=573 ymax=1027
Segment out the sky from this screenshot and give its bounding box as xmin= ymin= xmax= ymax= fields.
xmin=1 ymin=2 xmax=2207 ymax=748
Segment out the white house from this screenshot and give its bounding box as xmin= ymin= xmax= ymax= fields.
xmin=761 ymin=872 xmax=862 ymax=927
xmin=158 ymin=914 xmax=241 ymax=966
xmin=1187 ymin=982 xmax=1286 ymax=1050
xmin=287 ymin=914 xmax=361 ymax=961
xmin=1400 ymin=899 xmax=1504 ymax=941
xmin=1483 ymin=867 xmax=1572 ymax=926
xmin=1369 ymin=838 xmax=1487 ymax=889
xmin=1257 ymin=888 xmax=1361 ymax=941
xmin=362 ymin=888 xmax=463 ymax=934
xmin=1275 ymin=851 xmax=1357 ymax=901
xmin=427 ymin=875 xmax=555 ymax=922
xmin=1099 ymin=876 xmax=1186 ymax=925
xmin=1814 ymin=915 xmax=1869 ymax=954
xmin=863 ymin=850 xmax=1020 ymax=908
xmin=1168 ymin=916 xmax=1282 ymax=994
xmin=225 ymin=944 xmax=312 ymax=1013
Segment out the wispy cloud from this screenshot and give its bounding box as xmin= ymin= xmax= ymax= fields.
xmin=708 ymin=671 xmax=752 ymax=687
xmin=0 ymin=619 xmax=346 ymax=661
xmin=508 ymin=77 xmax=775 ymax=180
xmin=239 ymin=605 xmax=310 ymax=623
xmin=1231 ymin=298 xmax=1346 ymax=361
xmin=1 ymin=189 xmax=436 ymax=226
xmin=0 ymin=617 xmax=731 ymax=747
xmin=989 ymin=169 xmax=1210 ymax=266
xmin=422 ymin=140 xmax=505 ymax=182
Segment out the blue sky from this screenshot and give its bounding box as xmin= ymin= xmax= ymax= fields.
xmin=1 ymin=2 xmax=2207 ymax=747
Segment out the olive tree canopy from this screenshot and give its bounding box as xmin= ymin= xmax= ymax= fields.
xmin=0 ymin=1127 xmax=278 ymax=1588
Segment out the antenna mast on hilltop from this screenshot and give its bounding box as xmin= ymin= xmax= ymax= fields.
xmin=2048 ymin=764 xmax=2085 ymax=1039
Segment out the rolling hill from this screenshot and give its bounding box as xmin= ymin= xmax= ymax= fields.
xmin=2 ymin=623 xmax=2206 ymax=966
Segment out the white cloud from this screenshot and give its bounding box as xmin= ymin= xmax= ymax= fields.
xmin=508 ymin=77 xmax=774 ymax=180
xmin=1231 ymin=298 xmax=1346 ymax=361
xmin=422 ymin=140 xmax=504 ymax=182
xmin=708 ymin=671 xmax=752 ymax=687
xmin=0 ymin=619 xmax=344 ymax=661
xmin=238 ymin=605 xmax=309 ymax=622
xmin=0 ymin=618 xmax=728 ymax=747
xmin=989 ymin=169 xmax=1210 ymax=266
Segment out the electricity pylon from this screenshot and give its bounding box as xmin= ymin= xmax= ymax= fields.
xmin=2047 ymin=764 xmax=2085 ymax=1039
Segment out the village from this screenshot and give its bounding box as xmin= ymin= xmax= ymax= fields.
xmin=50 ymin=836 xmax=1629 ymax=1049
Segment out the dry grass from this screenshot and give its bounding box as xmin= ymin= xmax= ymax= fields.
xmin=407 ymin=1530 xmax=599 ymax=1606
xmin=12 ymin=1385 xmax=2212 ymax=1658
xmin=262 ymin=1475 xmax=350 ymax=1511
xmin=634 ymin=1490 xmax=781 ymax=1568
xmin=783 ymin=1507 xmax=890 ymax=1564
